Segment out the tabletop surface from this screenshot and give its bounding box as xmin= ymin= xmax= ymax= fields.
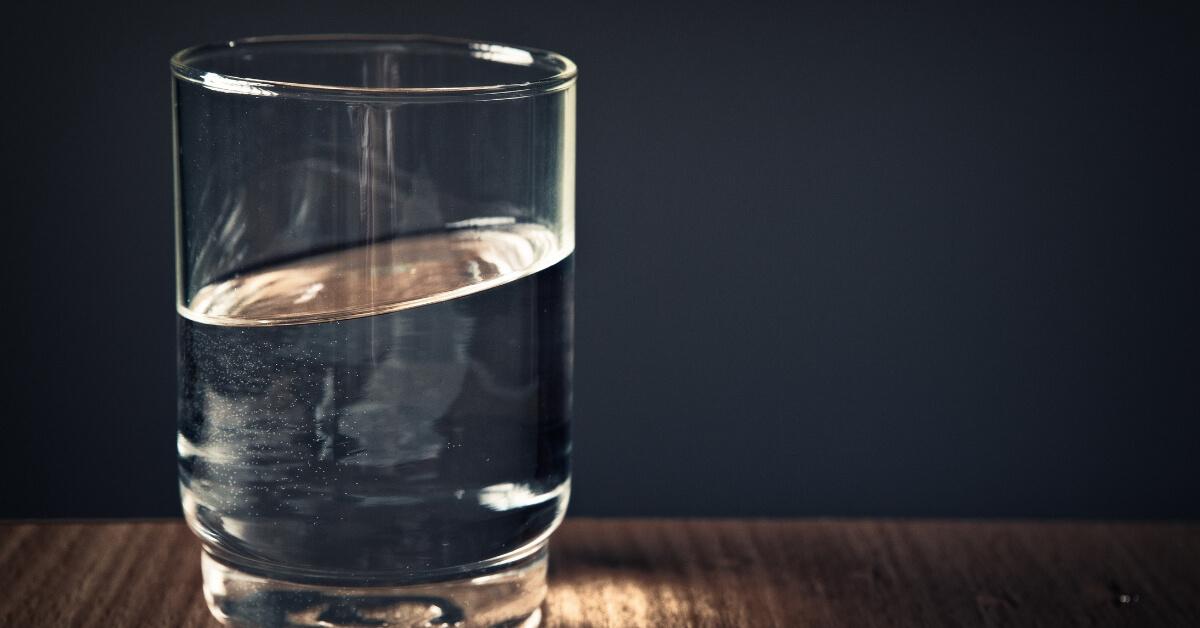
xmin=2 ymin=518 xmax=1197 ymax=627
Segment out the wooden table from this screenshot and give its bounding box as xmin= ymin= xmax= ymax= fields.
xmin=2 ymin=519 xmax=1197 ymax=627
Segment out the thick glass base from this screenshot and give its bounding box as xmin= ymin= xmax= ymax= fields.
xmin=200 ymin=544 xmax=548 ymax=628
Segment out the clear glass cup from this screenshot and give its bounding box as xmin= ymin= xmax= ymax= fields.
xmin=171 ymin=35 xmax=575 ymax=628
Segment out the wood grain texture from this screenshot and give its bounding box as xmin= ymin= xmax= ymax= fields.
xmin=1 ymin=519 xmax=1197 ymax=627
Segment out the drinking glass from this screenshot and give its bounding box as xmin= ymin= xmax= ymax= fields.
xmin=172 ymin=35 xmax=575 ymax=628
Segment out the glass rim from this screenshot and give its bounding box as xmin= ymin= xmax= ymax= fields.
xmin=171 ymin=34 xmax=577 ymax=101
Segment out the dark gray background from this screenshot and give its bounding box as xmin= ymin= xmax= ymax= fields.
xmin=4 ymin=1 xmax=1198 ymax=520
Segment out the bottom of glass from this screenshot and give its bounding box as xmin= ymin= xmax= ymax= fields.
xmin=201 ymin=544 xmax=548 ymax=628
